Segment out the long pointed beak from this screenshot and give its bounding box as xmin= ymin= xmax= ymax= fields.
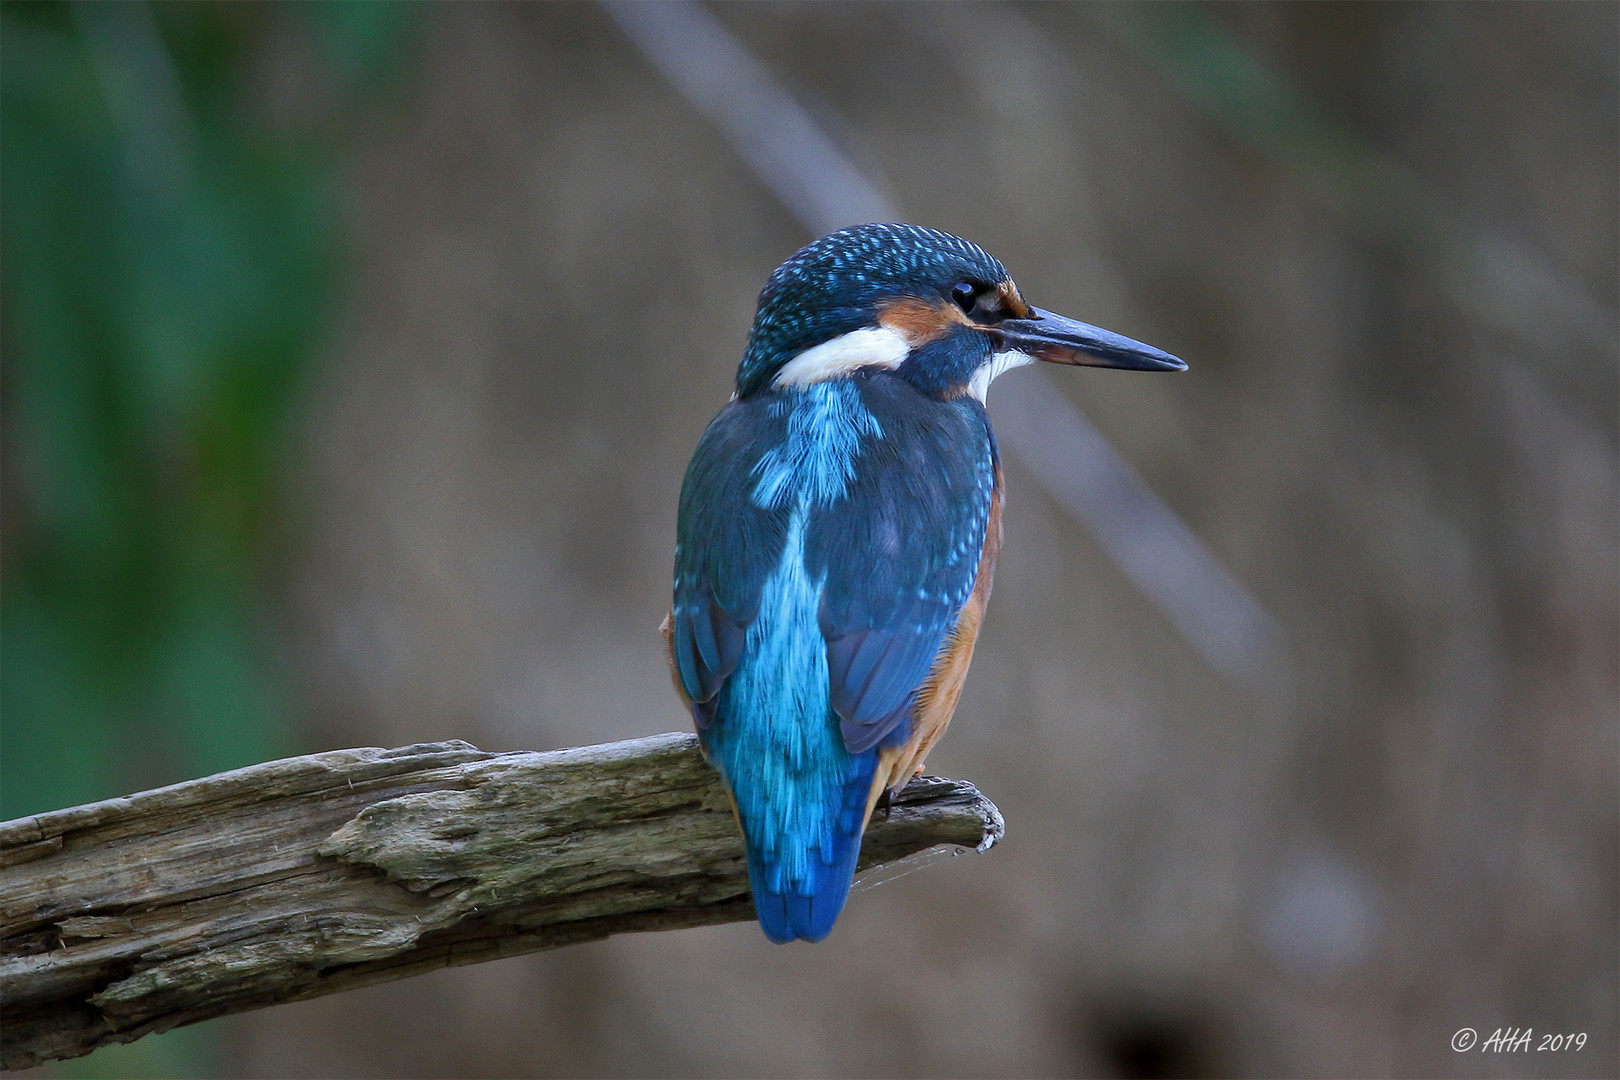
xmin=994 ymin=307 xmax=1186 ymax=371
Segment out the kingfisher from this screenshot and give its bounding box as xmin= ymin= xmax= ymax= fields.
xmin=664 ymin=224 xmax=1184 ymax=943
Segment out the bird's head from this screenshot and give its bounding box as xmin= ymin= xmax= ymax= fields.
xmin=734 ymin=223 xmax=1185 ymax=400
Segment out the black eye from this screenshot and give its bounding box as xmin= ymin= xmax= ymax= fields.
xmin=950 ymin=281 xmax=979 ymax=312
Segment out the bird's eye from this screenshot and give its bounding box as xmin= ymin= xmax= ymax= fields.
xmin=950 ymin=281 xmax=979 ymax=312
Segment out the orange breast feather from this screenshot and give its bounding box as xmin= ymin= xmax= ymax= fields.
xmin=866 ymin=467 xmax=1005 ymax=820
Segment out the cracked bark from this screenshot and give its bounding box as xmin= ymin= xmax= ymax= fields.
xmin=0 ymin=732 xmax=1003 ymax=1068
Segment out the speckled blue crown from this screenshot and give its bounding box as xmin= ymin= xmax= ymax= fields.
xmin=736 ymin=224 xmax=1009 ymax=397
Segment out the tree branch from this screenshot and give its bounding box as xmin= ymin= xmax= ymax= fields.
xmin=0 ymin=732 xmax=1003 ymax=1068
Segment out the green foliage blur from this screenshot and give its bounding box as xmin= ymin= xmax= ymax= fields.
xmin=1 ymin=1 xmax=413 ymax=824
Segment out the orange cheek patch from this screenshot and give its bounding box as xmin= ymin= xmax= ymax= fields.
xmin=877 ymin=296 xmax=969 ymax=348
xmin=995 ymin=281 xmax=1031 ymax=319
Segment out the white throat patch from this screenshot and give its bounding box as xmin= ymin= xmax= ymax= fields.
xmin=771 ymin=325 xmax=910 ymax=389
xmin=968 ymin=350 xmax=1034 ymax=403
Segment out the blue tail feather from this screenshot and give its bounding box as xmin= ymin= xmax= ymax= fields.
xmin=748 ymin=846 xmax=854 ymax=943
xmin=744 ymin=751 xmax=876 ymax=943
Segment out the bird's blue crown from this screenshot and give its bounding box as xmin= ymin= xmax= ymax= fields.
xmin=736 ymin=224 xmax=1009 ymax=397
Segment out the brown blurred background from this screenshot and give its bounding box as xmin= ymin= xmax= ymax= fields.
xmin=4 ymin=2 xmax=1615 ymax=1077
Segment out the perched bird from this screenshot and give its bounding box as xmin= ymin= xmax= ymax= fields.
xmin=665 ymin=224 xmax=1184 ymax=943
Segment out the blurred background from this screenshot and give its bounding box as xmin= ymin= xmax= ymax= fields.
xmin=3 ymin=2 xmax=1614 ymax=1077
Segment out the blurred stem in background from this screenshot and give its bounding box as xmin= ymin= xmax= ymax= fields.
xmin=1 ymin=0 xmax=414 ymax=819
xmin=1091 ymin=1 xmax=1615 ymax=367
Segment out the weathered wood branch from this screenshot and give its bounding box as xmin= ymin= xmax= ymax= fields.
xmin=0 ymin=732 xmax=1003 ymax=1068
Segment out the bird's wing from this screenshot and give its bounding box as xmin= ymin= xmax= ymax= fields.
xmin=807 ymin=393 xmax=997 ymax=754
xmin=671 ymin=400 xmax=788 ymax=727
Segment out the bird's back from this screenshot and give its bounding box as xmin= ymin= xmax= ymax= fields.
xmin=702 ymin=513 xmax=879 ymax=941
xmin=671 ymin=374 xmax=996 ymax=941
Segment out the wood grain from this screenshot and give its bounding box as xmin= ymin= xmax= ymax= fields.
xmin=0 ymin=732 xmax=1003 ymax=1068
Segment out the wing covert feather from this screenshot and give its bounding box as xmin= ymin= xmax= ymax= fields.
xmin=809 ymin=381 xmax=997 ymax=754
